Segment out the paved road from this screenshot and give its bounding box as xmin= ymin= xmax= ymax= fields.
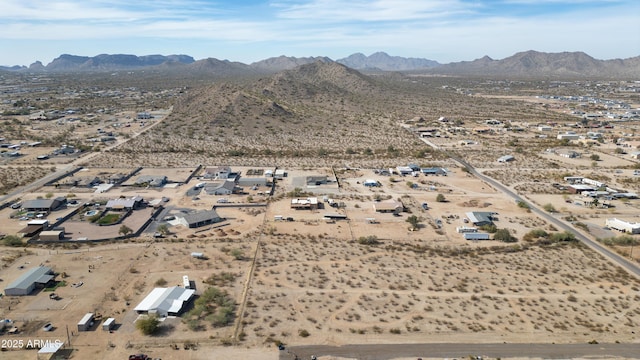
xmin=455 ymin=155 xmax=640 ymax=280
xmin=418 ymin=137 xmax=640 ymax=280
xmin=283 ymin=343 xmax=640 ymax=360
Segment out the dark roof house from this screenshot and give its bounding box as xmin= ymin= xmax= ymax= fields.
xmin=177 ymin=210 xmax=223 ymax=228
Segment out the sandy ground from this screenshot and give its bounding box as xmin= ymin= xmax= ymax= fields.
xmin=1 ymin=165 xmax=639 ymax=360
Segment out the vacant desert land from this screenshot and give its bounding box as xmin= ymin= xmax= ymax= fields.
xmin=1 ymin=161 xmax=639 ymax=360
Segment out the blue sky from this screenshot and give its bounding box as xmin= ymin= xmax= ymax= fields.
xmin=1 ymin=0 xmax=638 ymax=66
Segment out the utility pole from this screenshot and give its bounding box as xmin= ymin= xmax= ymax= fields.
xmin=66 ymin=324 xmax=71 ymax=347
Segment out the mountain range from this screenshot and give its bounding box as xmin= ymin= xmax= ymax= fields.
xmin=1 ymin=51 xmax=639 ymax=78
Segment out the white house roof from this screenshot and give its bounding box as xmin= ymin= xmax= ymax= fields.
xmin=134 ymin=286 xmax=195 ymax=315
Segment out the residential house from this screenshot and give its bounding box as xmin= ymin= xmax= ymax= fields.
xmin=106 ymin=196 xmax=143 ymax=210
xmin=291 ymin=197 xmax=319 ymax=210
xmin=134 ymin=286 xmax=195 ymax=316
xmin=134 ymin=175 xmax=167 ymax=187
xmin=177 ymin=210 xmax=223 ymax=228
xmin=373 ymin=200 xmax=403 ymax=214
xmin=465 ymin=212 xmax=496 ymax=226
xmin=203 ymin=166 xmax=232 ymax=180
xmin=22 ymin=197 xmax=66 ymax=212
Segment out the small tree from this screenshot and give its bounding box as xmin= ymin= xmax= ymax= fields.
xmin=119 ymin=225 xmax=133 ymax=236
xmin=543 ymin=203 xmax=556 ymax=213
xmin=230 ymin=248 xmax=244 ymax=260
xmin=494 ymin=228 xmax=516 ymax=242
xmin=406 ymin=215 xmax=420 ymax=231
xmin=590 ymin=154 xmax=600 ymax=161
xmin=156 ymin=224 xmax=170 ymax=235
xmin=136 ymin=314 xmax=160 ymax=335
xmin=436 ymin=193 xmax=446 ymax=202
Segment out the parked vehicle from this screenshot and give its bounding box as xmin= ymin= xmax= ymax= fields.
xmin=42 ymin=323 xmax=53 ymax=331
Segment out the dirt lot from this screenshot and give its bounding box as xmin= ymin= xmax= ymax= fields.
xmin=1 ymin=166 xmax=639 ymax=360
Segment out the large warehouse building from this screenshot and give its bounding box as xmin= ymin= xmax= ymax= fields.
xmin=4 ymin=266 xmax=55 ymax=296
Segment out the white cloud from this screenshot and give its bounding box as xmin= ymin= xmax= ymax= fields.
xmin=273 ymin=0 xmax=472 ymax=22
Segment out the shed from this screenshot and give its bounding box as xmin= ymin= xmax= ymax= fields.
xmin=77 ymin=313 xmax=94 ymax=331
xmin=363 ymin=179 xmax=379 ymax=187
xmin=497 ymin=155 xmax=515 ymax=163
xmin=274 ymin=169 xmax=286 ymax=179
xmin=323 ymin=213 xmax=348 ymax=220
xmin=39 ymin=230 xmax=64 ymax=241
xmin=464 ymin=232 xmax=490 ymax=240
xmin=102 ymin=317 xmax=115 ymax=331
xmin=191 ymin=252 xmax=205 ymax=259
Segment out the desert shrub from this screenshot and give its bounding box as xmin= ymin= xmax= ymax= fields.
xmin=298 ymin=329 xmax=310 ymax=337
xmin=480 ymin=224 xmax=497 ymax=233
xmin=523 ymin=229 xmax=548 ymax=242
xmin=136 ymin=314 xmax=160 ymax=335
xmin=3 ymin=235 xmax=23 ymax=247
xmin=155 ymin=278 xmax=168 ymax=286
xmin=549 ymin=231 xmax=577 ymax=242
xmin=230 ymin=248 xmax=244 ymax=260
xmin=494 ymin=228 xmax=516 ymax=243
xmin=184 ymin=286 xmax=236 ymax=330
xmin=358 ymin=235 xmax=380 ymax=245
xmin=517 ymin=200 xmax=530 ymax=210
xmin=543 ymin=203 xmax=556 ymax=213
xmin=406 ymin=215 xmax=421 ymax=230
xmin=599 ymin=235 xmax=639 ymax=246
xmin=436 ymin=193 xmax=446 ymax=202
xmin=204 ymin=272 xmax=237 ymax=287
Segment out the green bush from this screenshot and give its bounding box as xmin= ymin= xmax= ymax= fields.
xmin=3 ymin=235 xmax=23 ymax=247
xmin=494 ymin=229 xmax=516 ymax=243
xmin=184 ymin=286 xmax=236 ymax=330
xmin=136 ymin=314 xmax=160 ymax=335
xmin=357 ymin=235 xmax=380 ymax=245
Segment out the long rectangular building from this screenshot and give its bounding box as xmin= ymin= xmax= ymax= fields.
xmin=606 ymin=218 xmax=640 ymax=234
xmin=4 ymin=266 xmax=55 ymax=296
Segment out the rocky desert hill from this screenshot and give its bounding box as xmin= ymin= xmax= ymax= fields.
xmin=90 ymin=60 xmax=576 ymax=169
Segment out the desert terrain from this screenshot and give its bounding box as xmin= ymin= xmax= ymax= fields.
xmin=1 ymin=65 xmax=640 ymax=359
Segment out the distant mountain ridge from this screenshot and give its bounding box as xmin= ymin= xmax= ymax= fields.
xmin=336 ymin=52 xmax=440 ymax=71
xmin=427 ymin=50 xmax=640 ymax=78
xmin=1 ymin=50 xmax=638 ymax=78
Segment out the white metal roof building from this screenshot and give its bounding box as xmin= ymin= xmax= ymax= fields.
xmin=134 ymin=286 xmax=196 ymax=316
xmin=4 ymin=266 xmax=55 ymax=296
xmin=605 ymin=218 xmax=640 ymax=234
